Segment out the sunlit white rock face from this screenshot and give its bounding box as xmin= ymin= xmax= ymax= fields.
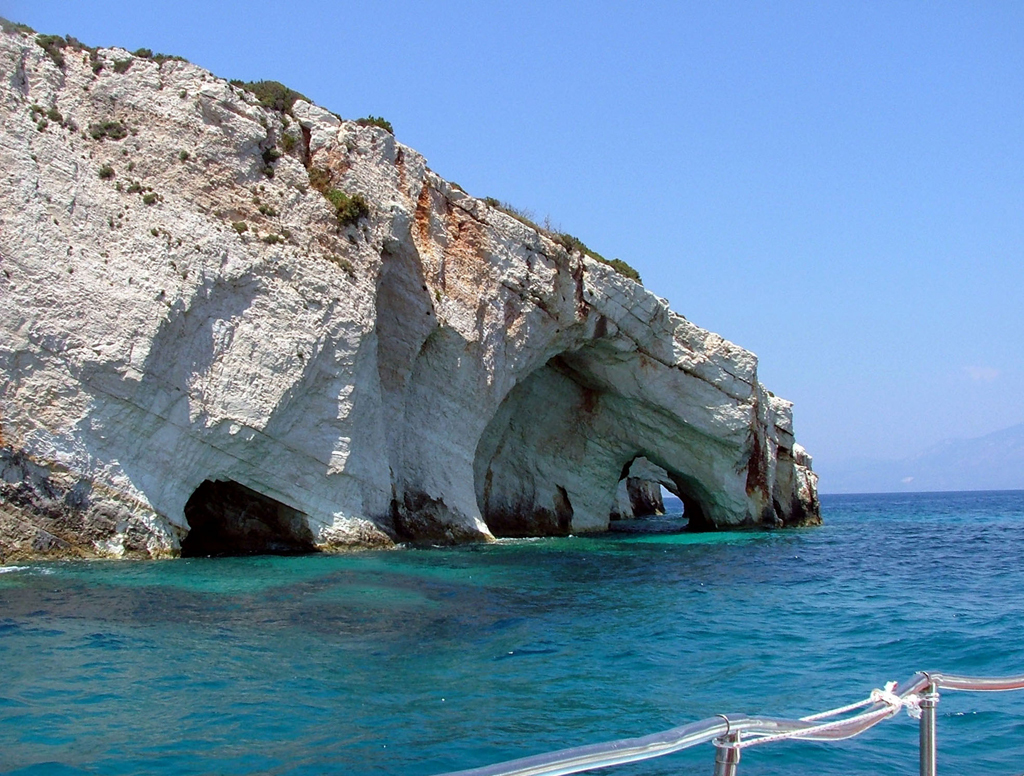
xmin=0 ymin=29 xmax=819 ymax=559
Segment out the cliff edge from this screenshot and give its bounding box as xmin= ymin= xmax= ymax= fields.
xmin=0 ymin=27 xmax=819 ymax=559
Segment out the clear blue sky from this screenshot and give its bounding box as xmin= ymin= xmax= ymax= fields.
xmin=5 ymin=1 xmax=1023 ymax=475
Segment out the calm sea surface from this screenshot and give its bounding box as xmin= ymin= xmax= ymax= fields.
xmin=1 ymin=491 xmax=1023 ymax=776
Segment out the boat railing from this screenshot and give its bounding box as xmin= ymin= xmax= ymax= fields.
xmin=434 ymin=671 xmax=1024 ymax=776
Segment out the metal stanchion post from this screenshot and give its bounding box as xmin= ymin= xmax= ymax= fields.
xmin=712 ymin=733 xmax=741 ymax=776
xmin=919 ymin=681 xmax=939 ymax=776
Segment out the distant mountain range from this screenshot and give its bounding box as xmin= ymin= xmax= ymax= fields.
xmin=819 ymin=423 xmax=1024 ymax=494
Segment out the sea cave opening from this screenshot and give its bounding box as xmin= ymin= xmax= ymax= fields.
xmin=473 ymin=337 xmax=721 ymax=537
xmin=180 ymin=479 xmax=318 ymax=557
xmin=608 ymin=456 xmax=712 ymax=534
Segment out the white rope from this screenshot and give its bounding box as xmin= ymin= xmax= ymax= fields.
xmin=726 ymin=681 xmax=923 ymax=751
xmin=870 ymin=681 xmax=922 ymax=720
xmin=730 ymin=706 xmax=893 ymax=750
xmin=800 ymin=696 xmax=874 ymax=722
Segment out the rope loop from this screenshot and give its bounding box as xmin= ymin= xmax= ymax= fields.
xmin=870 ymin=681 xmax=922 ymax=720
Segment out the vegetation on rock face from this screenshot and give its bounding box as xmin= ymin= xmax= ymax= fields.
xmin=0 ymin=18 xmax=35 ymax=35
xmin=35 ymin=34 xmax=67 ymax=68
xmin=10 ymin=16 xmax=638 ymax=283
xmin=261 ymin=147 xmax=282 ymax=177
xmin=26 ymin=28 xmax=104 ymax=73
xmin=483 ymin=197 xmax=544 ymax=233
xmin=600 ymin=258 xmax=642 ymax=282
xmin=29 ymin=104 xmax=47 ymax=131
xmin=132 ymin=48 xmax=188 ymax=66
xmin=483 ymin=198 xmax=642 ymax=284
xmin=326 ymin=189 xmax=369 ymax=225
xmin=331 ymin=255 xmax=355 ymax=276
xmin=151 ymin=53 xmax=187 ymax=65
xmin=89 ymin=121 xmax=128 ymax=141
xmin=231 ymin=80 xmax=309 ymax=116
xmin=307 ymin=166 xmax=369 ymax=226
xmin=29 ymin=102 xmax=76 ymax=133
xmin=65 ymin=38 xmax=104 ymax=74
xmin=553 ymin=232 xmax=641 ymax=283
xmin=308 ymin=167 xmax=331 ymax=194
xmin=355 ymin=116 xmax=394 ymax=134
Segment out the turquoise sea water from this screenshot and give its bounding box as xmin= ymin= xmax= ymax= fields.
xmin=1 ymin=491 xmax=1023 ymax=776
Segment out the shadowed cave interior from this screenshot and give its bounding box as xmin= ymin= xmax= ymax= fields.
xmin=181 ymin=479 xmax=317 ymax=557
xmin=473 ymin=345 xmax=716 ymax=537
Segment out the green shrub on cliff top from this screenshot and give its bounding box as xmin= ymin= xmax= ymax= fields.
xmin=601 ymin=258 xmax=641 ymax=283
xmin=483 ymin=199 xmax=642 ymax=284
xmin=151 ymin=53 xmax=188 ymax=65
xmin=35 ymin=34 xmax=67 ymax=68
xmin=231 ymin=80 xmax=309 ymax=116
xmin=553 ymin=232 xmax=586 ymax=256
xmin=134 ymin=48 xmax=188 ymax=66
xmin=1 ymin=18 xmax=35 ymax=35
xmin=58 ymin=34 xmax=102 ymax=75
xmin=555 ymin=232 xmax=642 ymax=283
xmin=483 ymin=197 xmax=542 ymax=232
xmin=355 ymin=116 xmax=394 ymax=134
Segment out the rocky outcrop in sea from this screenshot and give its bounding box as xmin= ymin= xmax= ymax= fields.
xmin=0 ymin=25 xmax=819 ymax=560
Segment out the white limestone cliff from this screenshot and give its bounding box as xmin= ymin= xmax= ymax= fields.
xmin=0 ymin=28 xmax=819 ymax=559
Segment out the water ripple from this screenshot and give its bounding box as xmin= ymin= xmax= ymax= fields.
xmin=1 ymin=491 xmax=1023 ymax=775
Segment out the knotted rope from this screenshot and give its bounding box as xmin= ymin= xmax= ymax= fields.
xmin=870 ymin=681 xmax=923 ymax=720
xmin=716 ymin=681 xmax=925 ymax=752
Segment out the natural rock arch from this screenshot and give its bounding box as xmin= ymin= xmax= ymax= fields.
xmin=609 ymin=456 xmax=717 ymax=530
xmin=472 ymin=334 xmax=732 ymax=537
